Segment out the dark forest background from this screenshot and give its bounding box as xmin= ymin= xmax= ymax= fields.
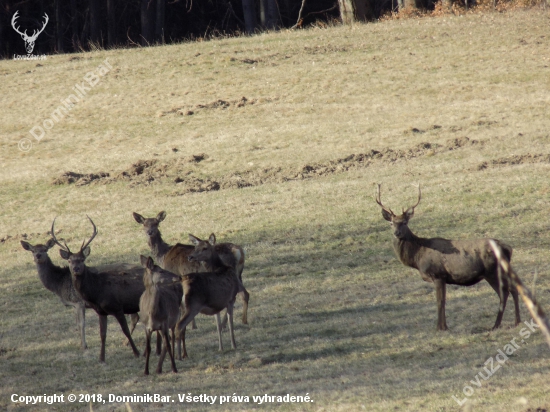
xmin=1 ymin=0 xmax=439 ymax=57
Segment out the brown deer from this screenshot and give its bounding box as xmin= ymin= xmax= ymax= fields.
xmin=133 ymin=211 xmax=250 ymax=326
xmin=21 ymin=239 xmax=89 ymax=350
xmin=375 ymin=184 xmax=521 ymax=331
xmin=52 ymin=216 xmax=144 ymax=362
xmin=139 ymin=255 xmax=182 ymax=375
xmin=176 ymin=234 xmax=241 ymax=357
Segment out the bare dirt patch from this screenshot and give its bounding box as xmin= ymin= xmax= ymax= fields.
xmin=159 ymin=96 xmax=276 ymax=117
xmin=51 ymin=137 xmax=483 ymax=194
xmin=476 ymin=153 xmax=550 ymax=171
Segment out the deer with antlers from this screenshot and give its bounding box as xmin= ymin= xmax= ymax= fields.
xmin=52 ymin=216 xmax=144 ymax=362
xmin=11 ymin=11 xmax=49 ymax=54
xmin=133 ymin=211 xmax=249 ymax=327
xmin=375 ymin=184 xmax=521 ymax=331
xmin=176 ymin=234 xmax=241 ymax=357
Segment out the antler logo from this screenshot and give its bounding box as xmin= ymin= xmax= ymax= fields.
xmin=11 ymin=11 xmax=49 ymax=54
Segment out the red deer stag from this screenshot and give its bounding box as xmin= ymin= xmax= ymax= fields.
xmin=21 ymin=239 xmax=89 ymax=350
xmin=52 ymin=216 xmax=144 ymax=362
xmin=139 ymin=255 xmax=182 ymax=375
xmin=176 ymin=234 xmax=241 ymax=358
xmin=133 ymin=211 xmax=250 ymax=326
xmin=375 ymin=184 xmax=520 ymax=331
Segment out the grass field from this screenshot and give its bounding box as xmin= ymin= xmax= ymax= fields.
xmin=1 ymin=7 xmax=550 ymax=412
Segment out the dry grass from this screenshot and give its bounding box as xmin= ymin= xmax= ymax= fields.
xmin=1 ymin=8 xmax=550 ymax=412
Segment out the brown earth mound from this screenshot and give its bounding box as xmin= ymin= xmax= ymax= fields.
xmin=51 ymin=137 xmax=483 ymax=194
xmin=476 ymin=153 xmax=550 ymax=170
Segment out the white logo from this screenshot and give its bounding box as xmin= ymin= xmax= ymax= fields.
xmin=11 ymin=11 xmax=49 ymax=54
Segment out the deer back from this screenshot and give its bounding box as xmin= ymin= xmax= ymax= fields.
xmin=163 ymin=243 xmax=202 ymax=275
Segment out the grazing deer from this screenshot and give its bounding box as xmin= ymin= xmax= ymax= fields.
xmin=375 ymin=184 xmax=521 ymax=331
xmin=133 ymin=211 xmax=250 ymax=326
xmin=176 ymin=234 xmax=241 ymax=357
xmin=52 ymin=216 xmax=144 ymax=362
xmin=139 ymin=255 xmax=182 ymax=375
xmin=21 ymin=239 xmax=89 ymax=350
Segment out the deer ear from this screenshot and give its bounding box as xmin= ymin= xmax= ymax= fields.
xmin=20 ymin=241 xmax=32 ymax=251
xmin=133 ymin=212 xmax=145 ymax=224
xmin=146 ymin=256 xmax=155 ymax=271
xmin=208 ymin=233 xmax=216 ymax=245
xmin=59 ymin=249 xmax=71 ymax=260
xmin=157 ymin=211 xmax=166 ymax=222
xmin=82 ymin=246 xmax=91 ymax=258
xmin=45 ymin=238 xmax=56 ymax=249
xmin=403 ymin=207 xmax=415 ymax=220
xmin=381 ymin=209 xmax=393 ymax=222
xmin=188 ymin=234 xmax=200 ymax=246
xmin=139 ymin=255 xmax=148 ymax=267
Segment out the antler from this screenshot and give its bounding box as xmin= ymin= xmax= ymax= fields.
xmin=50 ymin=217 xmax=71 ymax=253
xmin=29 ymin=13 xmax=49 ymax=41
xmin=80 ymin=215 xmax=98 ymax=252
xmin=403 ymin=184 xmax=421 ymax=214
xmin=375 ymin=183 xmax=395 ymax=216
xmin=11 ymin=11 xmax=28 ymax=38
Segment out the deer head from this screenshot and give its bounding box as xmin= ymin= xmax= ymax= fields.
xmin=51 ymin=216 xmax=97 ymax=275
xmin=187 ymin=234 xmax=216 ymax=263
xmin=12 ymin=11 xmax=49 ymax=54
xmin=133 ymin=211 xmax=166 ymax=237
xmin=375 ymin=184 xmax=421 ymax=239
xmin=21 ymin=239 xmax=56 ymax=264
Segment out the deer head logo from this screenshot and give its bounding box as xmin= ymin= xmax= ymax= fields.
xmin=11 ymin=11 xmax=49 ymax=54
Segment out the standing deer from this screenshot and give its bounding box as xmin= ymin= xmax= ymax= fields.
xmin=21 ymin=239 xmax=89 ymax=350
xmin=133 ymin=211 xmax=250 ymax=326
xmin=176 ymin=234 xmax=241 ymax=357
xmin=375 ymin=184 xmax=521 ymax=331
xmin=139 ymin=255 xmax=182 ymax=375
xmin=52 ymin=216 xmax=144 ymax=362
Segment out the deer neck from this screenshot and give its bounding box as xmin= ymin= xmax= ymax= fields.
xmin=203 ymin=252 xmax=227 ymax=273
xmin=147 ymin=232 xmax=171 ymax=266
xmin=393 ymin=230 xmax=422 ymax=269
xmin=36 ymin=257 xmax=66 ymax=294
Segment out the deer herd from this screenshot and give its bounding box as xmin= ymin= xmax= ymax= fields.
xmin=20 ymin=185 xmax=522 ymax=375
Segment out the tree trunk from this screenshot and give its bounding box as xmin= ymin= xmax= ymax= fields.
xmin=156 ymin=0 xmax=166 ymax=43
xmin=107 ymin=0 xmax=115 ymax=47
xmin=141 ymin=0 xmax=154 ymax=45
xmin=56 ymin=0 xmax=64 ymax=52
xmin=70 ymin=0 xmax=79 ymax=51
xmin=89 ymin=0 xmax=100 ymax=45
xmin=338 ymin=0 xmax=355 ymax=24
xmin=403 ymin=0 xmax=417 ymax=9
xmin=265 ymin=0 xmax=278 ymax=29
xmin=241 ymin=0 xmax=257 ymax=34
xmin=353 ymin=0 xmax=373 ymax=20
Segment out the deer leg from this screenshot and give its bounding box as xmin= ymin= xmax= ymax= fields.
xmin=156 ymin=331 xmax=167 ymax=374
xmin=227 ymin=301 xmax=237 ymax=350
xmin=511 ymin=286 xmax=521 ymax=326
xmin=99 ymin=315 xmax=108 ymax=363
xmin=128 ymin=314 xmax=140 ymax=350
xmin=215 ymin=312 xmax=224 ymax=351
xmin=240 ymin=287 xmax=250 ymax=325
xmin=487 ymin=277 xmax=509 ymax=330
xmin=176 ymin=304 xmax=202 ymax=358
xmin=191 ymin=318 xmax=197 ymax=330
xmin=156 ymin=332 xmax=162 ymax=355
xmin=77 ymin=304 xmax=87 ymax=350
xmin=144 ymin=329 xmax=151 ymax=375
xmin=434 ymin=279 xmax=448 ymax=331
xmin=162 ymin=329 xmax=177 ymax=374
xmin=114 ymin=313 xmax=140 ymax=358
